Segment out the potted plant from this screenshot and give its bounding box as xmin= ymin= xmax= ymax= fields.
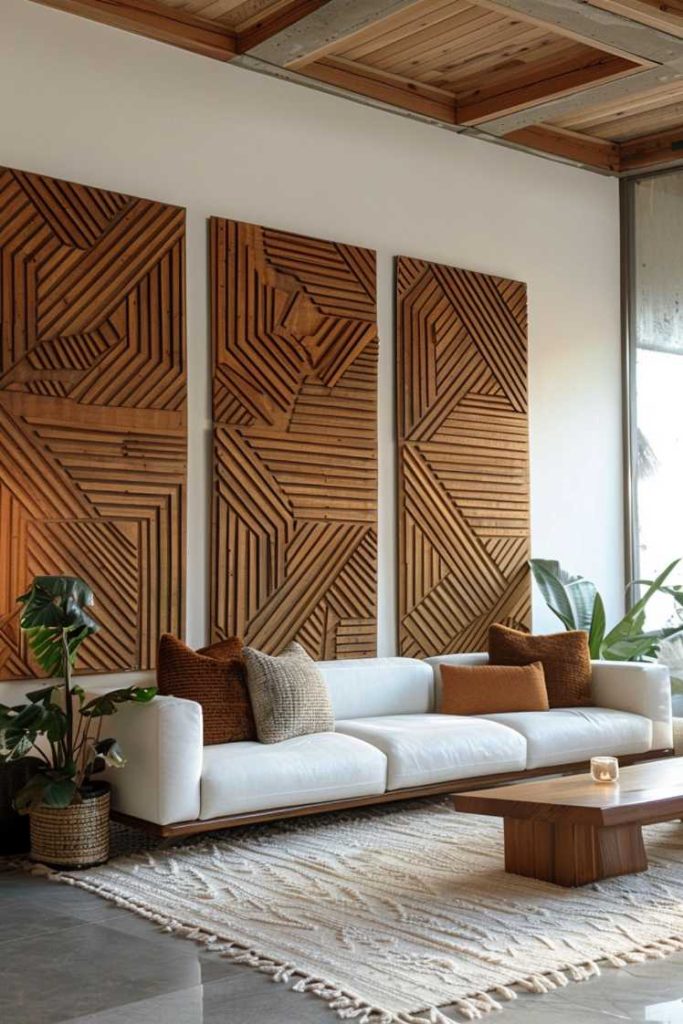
xmin=529 ymin=558 xmax=683 ymax=660
xmin=0 ymin=576 xmax=155 ymax=868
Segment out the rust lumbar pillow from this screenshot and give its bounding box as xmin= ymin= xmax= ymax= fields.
xmin=439 ymin=661 xmax=549 ymax=716
xmin=157 ymin=633 xmax=256 ymax=745
xmin=488 ymin=623 xmax=592 ymax=708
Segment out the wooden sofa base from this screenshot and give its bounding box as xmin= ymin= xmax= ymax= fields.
xmin=111 ymin=747 xmax=675 ymax=839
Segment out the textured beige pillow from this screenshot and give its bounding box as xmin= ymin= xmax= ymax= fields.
xmin=243 ymin=642 xmax=335 ymax=744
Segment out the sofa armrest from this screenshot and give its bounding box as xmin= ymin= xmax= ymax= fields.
xmin=591 ymin=660 xmax=673 ymax=751
xmin=98 ymin=694 xmax=203 ymax=826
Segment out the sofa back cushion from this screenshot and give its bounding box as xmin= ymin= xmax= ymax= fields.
xmin=318 ymin=657 xmax=434 ymax=720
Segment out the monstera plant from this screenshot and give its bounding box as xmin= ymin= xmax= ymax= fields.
xmin=0 ymin=577 xmax=155 ymax=867
xmin=529 ymin=558 xmax=683 ymax=661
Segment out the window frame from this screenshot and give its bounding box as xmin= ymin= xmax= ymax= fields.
xmin=621 ymin=167 xmax=683 ymax=599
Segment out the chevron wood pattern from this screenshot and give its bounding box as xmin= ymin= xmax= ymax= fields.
xmin=0 ymin=166 xmax=186 ymax=679
xmin=210 ymin=218 xmax=377 ymax=659
xmin=396 ymin=255 xmax=530 ymax=658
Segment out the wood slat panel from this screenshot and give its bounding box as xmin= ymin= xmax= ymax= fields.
xmin=0 ymin=166 xmax=186 ymax=679
xmin=210 ymin=218 xmax=378 ymax=659
xmin=396 ymin=255 xmax=530 ymax=658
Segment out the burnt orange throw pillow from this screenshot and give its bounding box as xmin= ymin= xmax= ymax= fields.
xmin=488 ymin=624 xmax=592 ymax=708
xmin=157 ymin=634 xmax=256 ymax=745
xmin=439 ymin=662 xmax=549 ymax=716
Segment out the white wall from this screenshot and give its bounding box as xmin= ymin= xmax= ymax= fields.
xmin=1 ymin=0 xmax=624 ymax=656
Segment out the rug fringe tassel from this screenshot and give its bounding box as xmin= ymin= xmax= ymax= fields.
xmin=15 ymin=857 xmax=683 ymax=1024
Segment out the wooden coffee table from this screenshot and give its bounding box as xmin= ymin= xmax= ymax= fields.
xmin=453 ymin=758 xmax=682 ymax=887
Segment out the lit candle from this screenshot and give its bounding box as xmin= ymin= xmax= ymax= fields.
xmin=591 ymin=756 xmax=619 ymax=784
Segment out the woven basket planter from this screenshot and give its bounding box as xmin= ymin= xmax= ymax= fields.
xmin=30 ymin=783 xmax=111 ymax=869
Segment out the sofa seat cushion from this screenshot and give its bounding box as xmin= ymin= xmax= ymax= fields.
xmin=479 ymin=707 xmax=653 ymax=769
xmin=335 ymin=715 xmax=527 ymax=791
xmin=200 ymin=733 xmax=387 ymax=820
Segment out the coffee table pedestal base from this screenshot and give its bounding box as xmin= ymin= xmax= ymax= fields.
xmin=503 ymin=818 xmax=648 ymax=887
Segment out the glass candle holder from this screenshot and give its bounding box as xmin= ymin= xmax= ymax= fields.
xmin=590 ymin=756 xmax=619 ymax=784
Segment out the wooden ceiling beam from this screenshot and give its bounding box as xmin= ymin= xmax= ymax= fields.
xmin=474 ymin=63 xmax=683 ymax=135
xmin=30 ymin=0 xmax=238 ymax=61
xmin=236 ymin=50 xmax=466 ymax=131
xmin=587 ymin=0 xmax=683 ymax=40
xmin=620 ymin=123 xmax=683 ymax=170
xmin=241 ymin=0 xmax=427 ymax=67
xmin=238 ymin=1 xmax=330 ymax=53
xmin=471 ymin=0 xmax=683 ymax=63
xmin=500 ymin=124 xmax=621 ymax=170
xmin=301 ymin=57 xmax=458 ymax=122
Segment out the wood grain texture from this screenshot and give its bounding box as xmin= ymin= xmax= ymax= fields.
xmin=0 ymin=166 xmax=186 ymax=679
xmin=210 ymin=217 xmax=377 ymax=659
xmin=503 ymin=817 xmax=648 ymax=885
xmin=31 ymin=0 xmax=238 ymax=60
xmin=396 ymin=255 xmax=530 ymax=658
xmin=455 ymin=759 xmax=683 ymax=885
xmin=453 ymin=757 xmax=683 ymax=826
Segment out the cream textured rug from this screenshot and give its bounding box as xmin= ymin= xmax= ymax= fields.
xmin=48 ymin=801 xmax=683 ymax=1023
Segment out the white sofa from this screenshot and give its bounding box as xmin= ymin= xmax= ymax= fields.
xmin=72 ymin=653 xmax=674 ymax=835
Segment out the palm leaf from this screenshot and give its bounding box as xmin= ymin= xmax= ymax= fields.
xmin=588 ymin=592 xmax=606 ymax=658
xmin=601 ymin=559 xmax=680 ymax=660
xmin=529 ymin=559 xmax=597 ymax=632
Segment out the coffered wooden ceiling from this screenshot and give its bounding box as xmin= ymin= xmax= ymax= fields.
xmin=31 ymin=0 xmax=683 ymax=174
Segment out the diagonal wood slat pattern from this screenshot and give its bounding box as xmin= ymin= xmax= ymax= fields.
xmin=397 ymin=255 xmax=530 ymax=658
xmin=210 ymin=217 xmax=378 ymax=659
xmin=0 ymin=166 xmax=186 ymax=679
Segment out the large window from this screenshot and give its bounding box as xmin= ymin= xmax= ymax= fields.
xmin=626 ymin=171 xmax=683 ymax=705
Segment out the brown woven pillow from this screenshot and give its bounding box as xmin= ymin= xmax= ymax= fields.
xmin=488 ymin=624 xmax=592 ymax=708
xmin=439 ymin=662 xmax=549 ymax=716
xmin=157 ymin=634 xmax=256 ymax=745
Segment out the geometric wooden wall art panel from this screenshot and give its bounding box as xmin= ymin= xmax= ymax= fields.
xmin=0 ymin=166 xmax=186 ymax=679
xmin=396 ymin=256 xmax=530 ymax=658
xmin=210 ymin=218 xmax=377 ymax=659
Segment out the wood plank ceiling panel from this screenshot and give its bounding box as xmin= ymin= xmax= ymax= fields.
xmin=210 ymin=218 xmax=378 ymax=659
xmin=0 ymin=166 xmax=187 ymax=679
xmin=551 ymin=79 xmax=683 ymax=140
xmin=27 ymin=0 xmax=683 ymax=173
xmin=396 ymin=255 xmax=530 ymax=658
xmin=324 ymin=0 xmax=638 ymax=110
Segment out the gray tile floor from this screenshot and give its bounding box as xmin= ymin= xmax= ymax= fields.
xmin=2 ymin=865 xmax=683 ymax=1024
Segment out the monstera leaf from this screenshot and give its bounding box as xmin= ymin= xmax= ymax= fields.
xmin=18 ymin=576 xmax=99 ymax=677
